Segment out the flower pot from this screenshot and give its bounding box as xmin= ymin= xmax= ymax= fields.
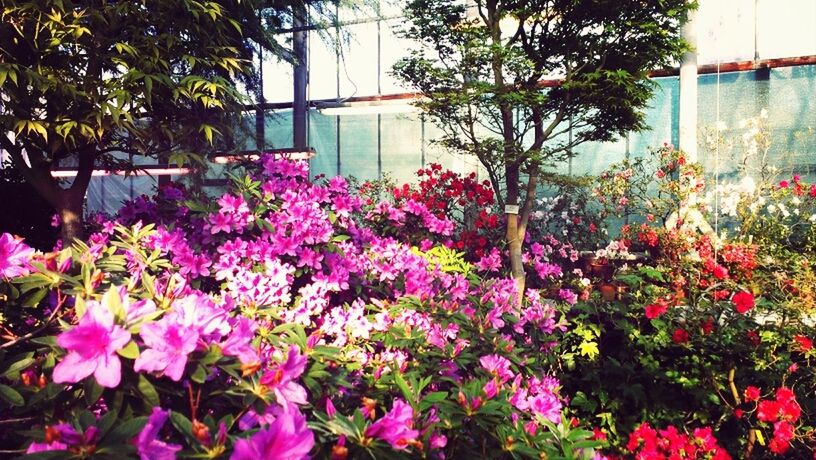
xmin=599 ymin=283 xmax=617 ymax=301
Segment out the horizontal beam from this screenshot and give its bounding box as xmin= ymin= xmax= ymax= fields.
xmin=251 ymin=54 xmax=816 ymax=111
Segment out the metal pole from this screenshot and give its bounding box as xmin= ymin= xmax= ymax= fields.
xmin=678 ymin=2 xmax=698 ymax=161
xmin=255 ymin=46 xmax=265 ymax=150
xmin=293 ymin=1 xmax=308 ymax=150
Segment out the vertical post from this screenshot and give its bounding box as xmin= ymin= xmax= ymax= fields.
xmin=255 ymin=50 xmax=265 ymax=150
xmin=335 ymin=3 xmax=341 ymax=175
xmin=376 ymin=3 xmax=382 ymax=179
xmin=293 ymin=1 xmax=308 ymax=150
xmin=678 ymin=2 xmax=698 ymax=162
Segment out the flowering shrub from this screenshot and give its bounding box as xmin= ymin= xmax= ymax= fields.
xmin=625 ymin=422 xmax=731 ymax=460
xmin=0 ymin=157 xmax=605 ymax=459
xmin=360 ymin=164 xmax=501 ymax=260
xmin=558 ymin=147 xmax=816 ymax=458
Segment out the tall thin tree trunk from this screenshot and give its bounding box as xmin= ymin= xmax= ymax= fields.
xmin=59 ymin=191 xmax=85 ymax=243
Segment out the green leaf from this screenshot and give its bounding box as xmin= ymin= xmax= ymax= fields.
xmin=169 ymin=411 xmax=196 ymax=444
xmin=0 ymin=384 xmax=24 ymax=406
xmin=2 ymin=355 xmax=35 ymax=378
xmin=84 ymin=378 xmax=104 ymax=405
xmin=190 ymin=364 xmax=207 ymax=384
xmin=117 ymin=341 xmax=140 ymax=360
xmin=394 ymin=372 xmax=414 ymax=404
xmin=102 ymin=285 xmax=125 ymax=321
xmin=137 ymin=375 xmax=160 ymax=407
xmin=101 ymin=416 xmax=148 ymax=445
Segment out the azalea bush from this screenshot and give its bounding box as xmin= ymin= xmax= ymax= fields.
xmin=0 ymin=157 xmax=606 ymax=459
xmin=558 ymin=153 xmax=816 ymax=458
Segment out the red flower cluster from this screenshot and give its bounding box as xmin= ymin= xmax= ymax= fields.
xmin=626 ymin=422 xmax=731 ymax=460
xmin=637 ymin=224 xmax=659 ymax=248
xmin=672 ymin=328 xmax=690 ymax=344
xmin=720 ymin=243 xmax=758 ymax=280
xmin=645 ymin=298 xmax=669 ymax=319
xmin=399 ymin=164 xmax=498 ymax=258
xmin=732 ymin=291 xmax=755 ymax=314
xmin=793 ymin=335 xmax=813 ymax=352
xmin=753 ymin=387 xmax=801 ymax=454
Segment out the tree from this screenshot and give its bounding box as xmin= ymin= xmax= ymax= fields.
xmin=0 ymin=0 xmax=306 ymax=241
xmin=394 ymin=0 xmax=694 ymax=293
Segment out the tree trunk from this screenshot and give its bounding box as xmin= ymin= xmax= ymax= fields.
xmin=505 ymin=162 xmax=526 ymax=296
xmin=58 ymin=191 xmax=85 ymax=243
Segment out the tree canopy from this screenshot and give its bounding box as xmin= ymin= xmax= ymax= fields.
xmin=0 ymin=0 xmax=316 ymax=240
xmin=394 ymin=0 xmax=695 ymax=291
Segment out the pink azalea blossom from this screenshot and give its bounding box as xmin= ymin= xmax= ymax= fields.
xmin=220 ymin=316 xmax=259 ymax=364
xmin=480 ymin=354 xmax=514 ymax=383
xmin=231 ymin=407 xmax=314 ymax=460
xmin=134 ymin=316 xmax=199 ymax=381
xmin=0 ymin=233 xmax=34 ymax=278
xmin=259 ymin=346 xmax=308 ymax=407
xmin=365 ymin=399 xmax=419 ymax=450
xmin=53 ymin=303 xmax=131 ymax=388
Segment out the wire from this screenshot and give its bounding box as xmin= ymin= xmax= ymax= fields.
xmin=714 ymin=1 xmax=722 ymax=262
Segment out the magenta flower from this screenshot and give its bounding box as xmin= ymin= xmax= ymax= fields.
xmin=136 ymin=407 xmax=182 ymax=460
xmin=134 ymin=316 xmax=199 ymax=381
xmin=231 ymin=407 xmax=314 ymax=460
xmin=259 ymin=346 xmax=308 ymax=407
xmin=364 ymin=399 xmax=419 ymax=450
xmin=0 ymin=233 xmax=34 ymax=278
xmin=52 ymin=303 xmax=131 ymax=388
xmin=480 ymin=354 xmax=514 ymax=383
xmin=220 ymin=316 xmax=259 ymax=364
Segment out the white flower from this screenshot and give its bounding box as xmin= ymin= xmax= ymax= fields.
xmin=760 ymin=108 xmax=768 ymax=119
xmin=739 ymin=176 xmax=756 ymax=195
xmin=767 ymin=204 xmax=776 ymax=213
xmin=792 ymin=196 xmax=801 ymax=206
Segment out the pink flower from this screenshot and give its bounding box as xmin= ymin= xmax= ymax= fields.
xmin=479 ymin=354 xmax=514 ymax=383
xmin=136 ymin=407 xmax=182 ymax=460
xmin=52 ymin=303 xmax=131 ymax=388
xmin=220 ymin=317 xmax=259 ymax=364
xmin=231 ymin=407 xmax=314 ymax=460
xmin=365 ymin=399 xmax=419 ymax=450
xmin=134 ymin=316 xmax=199 ymax=381
xmin=260 ymin=347 xmax=308 ymax=407
xmin=0 ymin=233 xmax=34 ymax=278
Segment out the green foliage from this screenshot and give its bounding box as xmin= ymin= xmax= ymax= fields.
xmin=393 ymin=0 xmax=695 ymax=202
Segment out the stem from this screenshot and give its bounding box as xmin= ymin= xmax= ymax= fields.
xmin=727 ymin=368 xmax=741 ymax=405
xmin=1 ymin=291 xmax=67 ymax=349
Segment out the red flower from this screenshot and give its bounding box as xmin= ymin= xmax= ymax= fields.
xmin=793 ymin=335 xmax=813 ymax=352
xmin=672 ymin=328 xmax=689 ymax=344
xmin=757 ymin=400 xmax=780 ymax=422
xmin=645 ymin=302 xmax=668 ymax=319
xmin=744 ymin=386 xmax=761 ymax=402
xmin=779 ymin=180 xmax=789 ymax=188
xmin=712 ymin=264 xmax=729 ymax=280
xmin=774 ymin=421 xmax=795 ymax=443
xmin=746 ymin=330 xmax=760 ymax=346
xmin=592 ymin=427 xmax=608 ymax=441
xmin=732 ymin=291 xmax=755 ymax=314
xmin=702 ymin=317 xmax=714 ymax=335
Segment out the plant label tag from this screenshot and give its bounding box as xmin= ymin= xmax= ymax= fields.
xmin=504 ymin=205 xmax=519 ymax=214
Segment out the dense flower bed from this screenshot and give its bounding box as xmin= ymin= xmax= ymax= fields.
xmin=0 ymin=158 xmax=601 ymax=459
xmin=2 ymin=152 xmax=816 ymax=459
